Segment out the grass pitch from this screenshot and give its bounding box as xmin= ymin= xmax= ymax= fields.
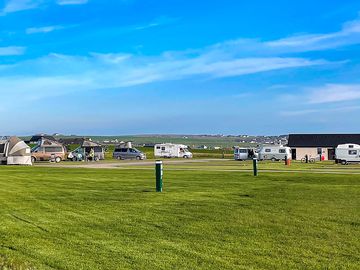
xmin=0 ymin=166 xmax=359 ymax=269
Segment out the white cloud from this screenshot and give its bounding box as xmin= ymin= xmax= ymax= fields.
xmin=0 ymin=40 xmax=328 ymax=103
xmin=26 ymin=25 xmax=65 ymax=34
xmin=56 ymin=0 xmax=88 ymax=5
xmin=265 ymin=18 xmax=360 ymax=52
xmin=281 ymin=105 xmax=360 ymax=116
xmin=1 ymin=0 xmax=88 ymax=14
xmin=307 ymin=84 xmax=360 ymax=104
xmin=1 ymin=0 xmax=42 ymax=14
xmin=0 ymin=46 xmax=26 ymax=55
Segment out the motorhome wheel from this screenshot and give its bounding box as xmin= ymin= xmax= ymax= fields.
xmin=31 ymin=157 xmax=36 ymax=163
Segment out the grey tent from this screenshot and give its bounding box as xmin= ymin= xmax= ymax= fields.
xmin=0 ymin=136 xmax=32 ymax=165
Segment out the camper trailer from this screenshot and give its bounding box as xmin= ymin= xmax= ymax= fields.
xmin=68 ymin=140 xmax=105 ymax=161
xmin=0 ymin=136 xmax=32 ymax=165
xmin=154 ymin=143 xmax=193 ymax=158
xmin=258 ymin=145 xmax=291 ymax=161
xmin=31 ymin=139 xmax=66 ymax=163
xmin=335 ymin=144 xmax=360 ymax=165
xmin=233 ymin=147 xmax=258 ymax=161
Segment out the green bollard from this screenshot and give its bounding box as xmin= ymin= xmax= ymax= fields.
xmin=253 ymin=158 xmax=258 ymax=176
xmin=155 ymin=160 xmax=163 ymax=192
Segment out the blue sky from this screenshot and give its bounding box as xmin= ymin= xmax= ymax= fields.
xmin=1 ymin=0 xmax=360 ymax=135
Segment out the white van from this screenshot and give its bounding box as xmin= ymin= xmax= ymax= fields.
xmin=234 ymin=147 xmax=258 ymax=161
xmin=335 ymin=144 xmax=360 ymax=165
xmin=258 ymin=145 xmax=291 ymax=161
xmin=154 ymin=143 xmax=193 ymax=158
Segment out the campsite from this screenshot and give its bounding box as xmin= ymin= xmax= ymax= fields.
xmin=2 ymin=0 xmax=360 ymax=269
xmin=0 ymin=158 xmax=359 ymax=269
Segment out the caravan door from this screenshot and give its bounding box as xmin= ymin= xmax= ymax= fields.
xmin=0 ymin=143 xmax=6 ymax=164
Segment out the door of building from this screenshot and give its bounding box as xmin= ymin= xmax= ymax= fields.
xmin=292 ymin=149 xmax=296 ymax=160
xmin=328 ymin=149 xmax=335 ymax=160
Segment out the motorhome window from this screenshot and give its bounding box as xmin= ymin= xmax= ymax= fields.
xmin=130 ymin=149 xmax=137 ymax=153
xmin=349 ymin=150 xmax=357 ymax=155
xmin=161 ymin=147 xmax=165 ymax=151
xmin=0 ymin=144 xmax=4 ymax=153
xmin=349 ymin=145 xmax=354 ymax=148
xmin=279 ymin=149 xmax=286 ymax=153
xmin=239 ymin=149 xmax=247 ymax=153
xmin=265 ymin=149 xmax=271 ymax=153
xmin=121 ymin=148 xmax=128 ymax=152
xmin=156 ymin=146 xmax=161 ymax=149
xmin=317 ymin=148 xmax=322 ymax=155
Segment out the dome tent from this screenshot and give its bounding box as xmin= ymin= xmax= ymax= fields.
xmin=0 ymin=136 xmax=32 ymax=165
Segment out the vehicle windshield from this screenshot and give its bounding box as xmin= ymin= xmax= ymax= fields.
xmin=31 ymin=145 xmax=40 ymax=152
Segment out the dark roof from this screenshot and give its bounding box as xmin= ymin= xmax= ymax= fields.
xmin=29 ymin=134 xmax=56 ymax=142
xmin=288 ymin=134 xmax=360 ymax=148
xmin=58 ymin=138 xmax=86 ymax=145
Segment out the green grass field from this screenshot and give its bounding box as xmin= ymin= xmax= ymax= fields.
xmin=0 ymin=165 xmax=359 ymax=269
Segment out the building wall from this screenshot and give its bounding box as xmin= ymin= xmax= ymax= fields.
xmin=293 ymin=147 xmax=331 ymax=160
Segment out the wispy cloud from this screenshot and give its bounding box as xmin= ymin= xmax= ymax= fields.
xmin=56 ymin=0 xmax=88 ymax=5
xmin=1 ymin=0 xmax=43 ymax=14
xmin=265 ymin=17 xmax=360 ymax=52
xmin=307 ymin=84 xmax=360 ymax=104
xmin=281 ymin=105 xmax=360 ymax=116
xmin=26 ymin=25 xmax=65 ymax=34
xmin=0 ymin=40 xmax=328 ymax=102
xmin=0 ymin=46 xmax=26 ymax=56
xmin=1 ymin=0 xmax=88 ymax=14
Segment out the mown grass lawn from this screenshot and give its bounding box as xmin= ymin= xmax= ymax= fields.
xmin=0 ymin=167 xmax=359 ymax=269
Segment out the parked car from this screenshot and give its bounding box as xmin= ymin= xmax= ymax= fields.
xmin=31 ymin=144 xmax=66 ymax=163
xmin=113 ymin=147 xmax=146 ymax=160
xmin=233 ymin=147 xmax=258 ymax=161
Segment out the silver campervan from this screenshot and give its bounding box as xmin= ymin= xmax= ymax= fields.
xmin=113 ymin=147 xmax=146 ymax=160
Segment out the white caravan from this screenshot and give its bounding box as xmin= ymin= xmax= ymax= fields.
xmin=234 ymin=147 xmax=258 ymax=161
xmin=335 ymin=144 xmax=360 ymax=165
xmin=0 ymin=136 xmax=32 ymax=165
xmin=154 ymin=143 xmax=193 ymax=158
xmin=258 ymin=145 xmax=291 ymax=161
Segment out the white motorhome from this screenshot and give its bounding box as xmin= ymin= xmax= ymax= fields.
xmin=154 ymin=143 xmax=193 ymax=158
xmin=335 ymin=144 xmax=360 ymax=165
xmin=258 ymin=145 xmax=291 ymax=161
xmin=234 ymin=147 xmax=258 ymax=161
xmin=0 ymin=136 xmax=32 ymax=165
